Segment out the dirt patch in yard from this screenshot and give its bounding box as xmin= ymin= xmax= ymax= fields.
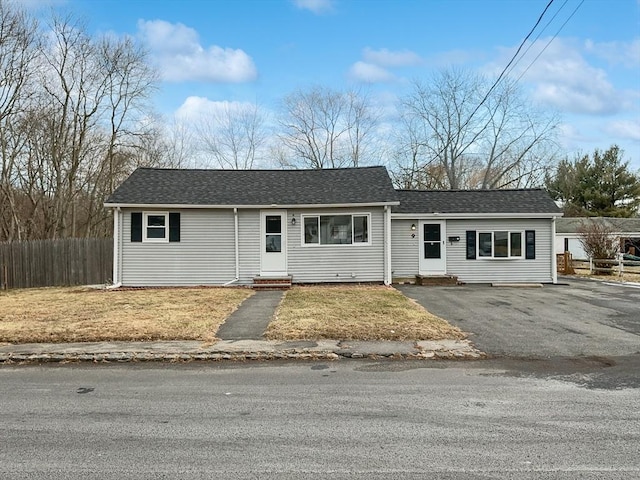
xmin=0 ymin=287 xmax=253 ymax=344
xmin=266 ymin=285 xmax=465 ymax=341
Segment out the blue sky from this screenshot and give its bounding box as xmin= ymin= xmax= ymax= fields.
xmin=28 ymin=0 xmax=640 ymax=170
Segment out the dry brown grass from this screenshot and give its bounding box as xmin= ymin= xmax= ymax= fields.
xmin=266 ymin=285 xmax=465 ymax=341
xmin=0 ymin=287 xmax=253 ymax=344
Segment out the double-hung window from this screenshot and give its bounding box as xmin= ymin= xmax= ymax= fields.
xmin=143 ymin=212 xmax=169 ymax=242
xmin=131 ymin=211 xmax=180 ymax=243
xmin=478 ymin=231 xmax=523 ymax=258
xmin=303 ymin=214 xmax=370 ymax=245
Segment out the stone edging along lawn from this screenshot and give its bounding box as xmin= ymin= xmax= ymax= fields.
xmin=0 ymin=339 xmax=484 ymax=364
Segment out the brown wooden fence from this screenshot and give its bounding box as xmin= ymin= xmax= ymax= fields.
xmin=0 ymin=238 xmax=113 ymax=289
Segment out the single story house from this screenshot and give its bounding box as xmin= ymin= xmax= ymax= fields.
xmin=555 ymin=217 xmax=640 ymax=259
xmin=104 ymin=166 xmax=563 ymax=287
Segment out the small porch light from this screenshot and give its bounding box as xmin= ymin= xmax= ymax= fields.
xmin=291 ymin=215 xmax=296 ymax=226
xmin=411 ymin=223 xmax=416 ymax=231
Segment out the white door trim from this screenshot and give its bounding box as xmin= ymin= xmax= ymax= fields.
xmin=260 ymin=210 xmax=288 ymax=276
xmin=418 ymin=220 xmax=446 ymax=275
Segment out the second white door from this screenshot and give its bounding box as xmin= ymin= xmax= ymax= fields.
xmin=418 ymin=220 xmax=446 ymax=275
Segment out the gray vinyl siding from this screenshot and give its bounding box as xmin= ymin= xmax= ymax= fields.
xmin=389 ymin=217 xmax=555 ymax=283
xmin=446 ymin=219 xmax=554 ymax=283
xmin=287 ymin=207 xmax=385 ymax=283
xmin=391 ymin=219 xmax=419 ymax=277
xmin=119 ymin=207 xmax=386 ymax=286
xmin=237 ymin=209 xmax=261 ymax=285
xmin=120 ymin=208 xmax=236 ymax=286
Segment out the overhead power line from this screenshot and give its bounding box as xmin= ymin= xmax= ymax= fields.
xmin=505 ymin=0 xmax=570 ymax=78
xmin=464 ymin=0 xmax=556 ymax=128
xmin=515 ymin=0 xmax=585 ymax=82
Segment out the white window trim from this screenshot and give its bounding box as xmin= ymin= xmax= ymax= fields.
xmin=143 ymin=211 xmax=169 ymax=243
xmin=477 ymin=230 xmax=524 ymax=259
xmin=301 ymin=213 xmax=372 ymax=247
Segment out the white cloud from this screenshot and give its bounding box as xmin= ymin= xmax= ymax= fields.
xmin=494 ymin=38 xmax=631 ymax=115
xmin=175 ymin=96 xmax=257 ymax=122
xmin=348 ymin=48 xmax=422 ymax=84
xmin=585 ymin=38 xmax=640 ymax=68
xmin=557 ymin=123 xmax=591 ymax=149
xmin=604 ymin=119 xmax=640 ymax=142
xmin=137 ymin=20 xmax=257 ymax=83
xmin=292 ymin=0 xmax=334 ymax=14
xmin=362 ymin=48 xmax=422 ymax=67
xmin=348 ymin=62 xmax=396 ymax=83
xmin=531 ymin=80 xmax=622 ymax=115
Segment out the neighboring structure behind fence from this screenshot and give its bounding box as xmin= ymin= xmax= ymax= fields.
xmin=0 ymin=238 xmax=113 ymax=289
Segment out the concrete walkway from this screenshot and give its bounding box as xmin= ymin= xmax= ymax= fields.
xmin=216 ymin=290 xmax=284 ymax=340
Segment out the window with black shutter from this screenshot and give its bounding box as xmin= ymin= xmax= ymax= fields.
xmin=131 ymin=212 xmax=142 ymax=242
xmin=525 ymin=230 xmax=536 ymax=259
xmin=131 ymin=212 xmax=181 ymax=243
xmin=466 ymin=230 xmax=476 ymax=260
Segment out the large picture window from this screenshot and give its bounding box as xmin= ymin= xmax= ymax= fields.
xmin=303 ymin=214 xmax=370 ymax=245
xmin=478 ymin=231 xmax=523 ymax=259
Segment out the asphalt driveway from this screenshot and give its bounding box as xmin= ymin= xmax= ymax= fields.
xmin=397 ymin=278 xmax=640 ymax=358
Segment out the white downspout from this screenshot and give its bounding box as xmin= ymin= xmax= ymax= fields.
xmin=384 ymin=205 xmax=392 ymax=285
xmin=223 ymin=207 xmax=240 ymax=286
xmin=109 ymin=207 xmax=122 ymax=289
xmin=551 ymin=216 xmax=558 ymax=284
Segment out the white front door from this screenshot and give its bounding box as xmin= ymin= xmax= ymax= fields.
xmin=260 ymin=210 xmax=287 ymax=276
xmin=418 ymin=220 xmax=446 ymax=275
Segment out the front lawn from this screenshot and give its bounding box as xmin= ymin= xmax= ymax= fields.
xmin=0 ymin=287 xmax=253 ymax=344
xmin=266 ymin=285 xmax=465 ymax=341
xmin=1 ymin=284 xmax=464 ymax=345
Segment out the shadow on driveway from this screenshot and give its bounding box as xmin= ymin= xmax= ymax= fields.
xmin=397 ymin=278 xmax=640 ymax=358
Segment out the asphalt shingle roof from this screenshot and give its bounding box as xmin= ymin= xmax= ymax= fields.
xmin=392 ymin=189 xmax=562 ymax=215
xmin=105 ymin=166 xmax=399 ymax=206
xmin=556 ymin=217 xmax=640 ymax=234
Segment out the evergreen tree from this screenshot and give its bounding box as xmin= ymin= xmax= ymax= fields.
xmin=546 ymin=145 xmax=640 ymax=217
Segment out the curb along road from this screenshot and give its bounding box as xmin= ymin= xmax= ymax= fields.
xmin=0 ymin=339 xmax=485 ymax=364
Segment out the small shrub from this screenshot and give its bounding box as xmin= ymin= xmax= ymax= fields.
xmin=578 ymin=220 xmax=619 ymax=275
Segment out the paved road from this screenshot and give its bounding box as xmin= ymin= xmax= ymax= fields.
xmin=398 ymin=278 xmax=640 ymax=357
xmin=1 ymin=360 xmax=639 ymax=479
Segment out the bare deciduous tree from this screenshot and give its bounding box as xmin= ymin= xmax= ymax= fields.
xmin=0 ymin=5 xmax=159 ymax=241
xmin=0 ymin=0 xmax=39 ymax=241
xmin=578 ymin=220 xmax=620 ymax=275
xmin=196 ymin=102 xmax=267 ymax=169
xmin=389 ymin=113 xmax=448 ymax=189
xmin=278 ymin=86 xmax=379 ymax=169
xmin=396 ymin=68 xmax=559 ymax=189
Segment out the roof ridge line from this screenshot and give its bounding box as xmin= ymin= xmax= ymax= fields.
xmin=137 ymin=165 xmax=387 ymax=173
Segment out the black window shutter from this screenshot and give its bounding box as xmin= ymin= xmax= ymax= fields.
xmin=169 ymin=213 xmax=181 ymax=242
xmin=466 ymin=230 xmax=476 ymax=260
xmin=131 ymin=212 xmax=142 ymax=242
xmin=525 ymin=230 xmax=535 ymax=259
